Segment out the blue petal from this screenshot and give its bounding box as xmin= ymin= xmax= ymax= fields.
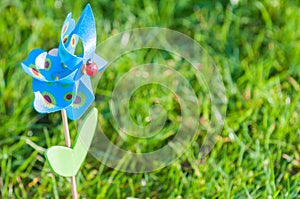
xmin=72 ymin=4 xmax=96 ymax=61
xmin=21 ymin=49 xmax=47 ymax=81
xmin=21 ymin=49 xmax=77 ymax=83
xmin=32 ymin=79 xmax=75 ymax=113
xmin=65 ymin=75 xmax=94 ymax=120
xmin=60 ymin=13 xmax=80 ymax=57
xmin=58 ymin=4 xmax=96 ymax=72
xmin=61 ymin=13 xmax=76 ymax=51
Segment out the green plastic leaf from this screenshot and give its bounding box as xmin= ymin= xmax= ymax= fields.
xmin=45 ymin=108 xmax=98 ymax=177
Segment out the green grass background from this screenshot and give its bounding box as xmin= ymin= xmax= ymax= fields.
xmin=0 ymin=0 xmax=300 ymax=198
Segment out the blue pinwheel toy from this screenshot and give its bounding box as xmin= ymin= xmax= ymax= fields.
xmin=21 ymin=4 xmax=106 ymax=120
xmin=21 ymin=5 xmax=104 ymax=198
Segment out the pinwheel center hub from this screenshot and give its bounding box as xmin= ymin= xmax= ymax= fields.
xmin=84 ymin=59 xmax=98 ymax=76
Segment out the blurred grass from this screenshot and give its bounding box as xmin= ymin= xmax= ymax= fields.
xmin=0 ymin=0 xmax=300 ymax=198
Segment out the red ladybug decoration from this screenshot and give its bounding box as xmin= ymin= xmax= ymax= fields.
xmin=83 ymin=59 xmax=98 ymax=76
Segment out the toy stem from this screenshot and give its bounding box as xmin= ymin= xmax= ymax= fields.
xmin=61 ymin=109 xmax=78 ymax=199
